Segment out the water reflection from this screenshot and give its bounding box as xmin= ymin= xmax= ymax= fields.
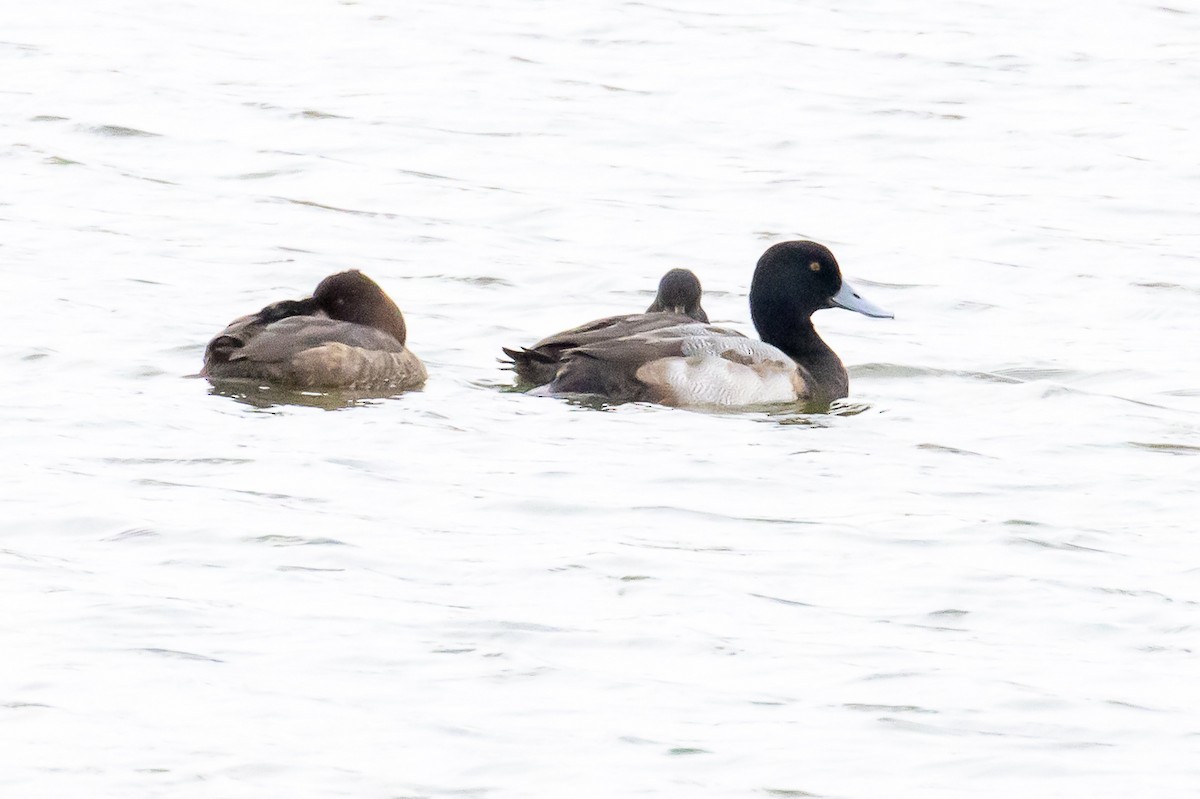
xmin=206 ymin=381 xmax=414 ymax=411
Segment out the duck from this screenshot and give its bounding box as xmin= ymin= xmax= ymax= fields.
xmin=201 ymin=270 xmax=427 ymax=390
xmin=645 ymin=268 xmax=709 ymax=321
xmin=530 ymin=241 xmax=892 ymax=408
xmin=503 ymin=267 xmax=708 ymax=386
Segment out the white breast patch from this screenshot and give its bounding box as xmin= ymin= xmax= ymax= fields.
xmin=625 ymin=325 xmax=806 ymax=406
xmin=636 ymin=352 xmax=801 ymax=407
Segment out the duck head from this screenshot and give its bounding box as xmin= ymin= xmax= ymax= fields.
xmin=750 ymin=241 xmax=892 ymax=338
xmin=313 ymin=270 xmax=408 ymax=344
xmin=648 ymin=268 xmax=708 ymax=322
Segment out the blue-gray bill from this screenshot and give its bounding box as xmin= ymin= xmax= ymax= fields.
xmin=827 ymin=279 xmax=893 ymax=318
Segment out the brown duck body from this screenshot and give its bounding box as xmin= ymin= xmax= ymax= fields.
xmin=202 ymin=271 xmax=426 ymax=391
xmin=503 ymin=268 xmax=708 ymax=386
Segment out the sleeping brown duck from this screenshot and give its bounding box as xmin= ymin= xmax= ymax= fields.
xmin=202 ymin=270 xmax=426 ymax=391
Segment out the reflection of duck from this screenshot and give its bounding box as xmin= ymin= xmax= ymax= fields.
xmin=503 ymin=268 xmax=708 ymax=386
xmin=202 ymin=270 xmax=426 ymax=391
xmin=528 ymin=241 xmax=892 ymax=408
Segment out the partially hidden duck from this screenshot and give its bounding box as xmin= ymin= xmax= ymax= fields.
xmin=202 ymin=270 xmax=426 ymax=391
xmin=503 ymin=267 xmax=708 ymax=386
xmin=509 ymin=241 xmax=891 ymax=408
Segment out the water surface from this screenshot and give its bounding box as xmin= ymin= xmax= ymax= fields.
xmin=3 ymin=1 xmax=1198 ymax=797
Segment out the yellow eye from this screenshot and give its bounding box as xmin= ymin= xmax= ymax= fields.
xmin=809 ymin=261 xmax=821 ymax=272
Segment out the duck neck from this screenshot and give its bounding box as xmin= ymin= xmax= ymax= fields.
xmin=754 ymin=311 xmax=848 ymax=403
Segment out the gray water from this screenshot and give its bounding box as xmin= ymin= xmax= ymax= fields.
xmin=3 ymin=1 xmax=1199 ymax=797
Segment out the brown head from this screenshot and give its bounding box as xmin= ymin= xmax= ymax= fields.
xmin=646 ymin=268 xmax=708 ymax=322
xmin=312 ymin=270 xmax=408 ymax=344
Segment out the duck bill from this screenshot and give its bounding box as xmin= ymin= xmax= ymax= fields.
xmin=828 ymin=279 xmax=893 ymax=318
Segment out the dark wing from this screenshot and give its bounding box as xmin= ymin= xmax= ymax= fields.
xmin=204 ymin=316 xmax=404 ymax=379
xmin=503 ymin=311 xmax=695 ymax=386
xmin=203 ymin=299 xmax=323 ymax=370
xmin=546 ymin=337 xmax=687 ymax=403
xmin=231 ymin=317 xmax=406 ymax=363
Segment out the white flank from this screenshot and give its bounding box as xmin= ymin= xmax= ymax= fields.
xmin=639 ymin=354 xmax=799 ymax=406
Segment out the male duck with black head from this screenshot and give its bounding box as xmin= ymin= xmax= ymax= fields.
xmin=537 ymin=241 xmax=892 ymax=409
xmin=503 ymin=267 xmax=708 ymax=386
xmin=202 ymin=270 xmax=426 ymax=391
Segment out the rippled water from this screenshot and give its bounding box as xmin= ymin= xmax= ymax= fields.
xmin=4 ymin=1 xmax=1199 ymax=796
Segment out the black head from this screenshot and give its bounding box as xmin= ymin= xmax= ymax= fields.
xmin=750 ymin=241 xmax=844 ymax=328
xmin=750 ymin=241 xmax=891 ymax=344
xmin=312 ymin=270 xmax=407 ymax=344
xmin=647 ymin=268 xmax=708 ymax=322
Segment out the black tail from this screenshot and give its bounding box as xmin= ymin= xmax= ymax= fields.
xmin=501 ymin=346 xmax=562 ymax=386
